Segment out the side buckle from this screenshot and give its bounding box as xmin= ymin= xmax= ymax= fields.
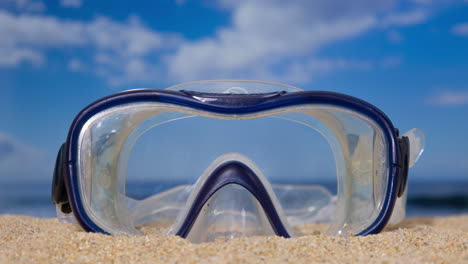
xmin=51 ymin=143 xmax=72 ymax=214
xmin=397 ymin=136 xmax=410 ymax=197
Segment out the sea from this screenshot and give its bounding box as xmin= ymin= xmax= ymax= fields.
xmin=0 ymin=181 xmax=467 ymax=218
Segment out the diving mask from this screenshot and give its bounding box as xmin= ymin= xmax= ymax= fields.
xmin=52 ymin=80 xmax=425 ymax=243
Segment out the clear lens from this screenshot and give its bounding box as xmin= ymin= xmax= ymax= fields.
xmin=77 ymin=101 xmax=389 ymax=240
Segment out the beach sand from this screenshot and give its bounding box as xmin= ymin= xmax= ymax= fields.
xmin=0 ymin=214 xmax=467 ymax=263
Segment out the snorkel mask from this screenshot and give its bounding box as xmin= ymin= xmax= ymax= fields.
xmin=52 ymin=80 xmax=425 ymax=243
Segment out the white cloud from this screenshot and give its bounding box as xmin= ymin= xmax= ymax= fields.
xmin=0 ymin=11 xmax=182 ymax=85
xmin=427 ymin=90 xmax=468 ymax=106
xmin=87 ymin=16 xmax=180 ymax=56
xmin=0 ymin=47 xmax=43 ymax=66
xmin=167 ymin=0 xmax=443 ymax=82
xmin=276 ymin=56 xmax=400 ymax=83
xmin=452 ymin=22 xmax=468 ymax=36
xmin=0 ymin=1 xmax=442 ymax=85
xmin=60 ymin=0 xmax=81 ymax=8
xmin=0 ymin=0 xmax=45 ymax=12
xmin=381 ymin=9 xmax=430 ymax=26
xmin=0 ymin=132 xmax=52 ymax=182
xmin=84 ymin=16 xmax=182 ymax=85
xmin=166 ymin=1 xmax=427 ymax=82
xmin=0 ymin=10 xmax=85 ymax=66
xmin=167 ymin=1 xmax=382 ymax=81
xmin=291 ymin=58 xmax=374 ymax=83
xmin=0 ymin=11 xmax=86 ymax=47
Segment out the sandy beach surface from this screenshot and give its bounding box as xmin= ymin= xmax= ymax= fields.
xmin=0 ymin=214 xmax=467 ymax=264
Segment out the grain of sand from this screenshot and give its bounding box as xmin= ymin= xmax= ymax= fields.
xmin=0 ymin=214 xmax=467 ymax=263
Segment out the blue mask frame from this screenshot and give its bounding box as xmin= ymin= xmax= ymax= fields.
xmin=52 ymin=88 xmax=409 ymax=238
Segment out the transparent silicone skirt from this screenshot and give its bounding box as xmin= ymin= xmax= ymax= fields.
xmin=59 ymin=81 xmax=424 ymax=243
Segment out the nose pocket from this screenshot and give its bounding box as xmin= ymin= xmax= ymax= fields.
xmin=185 ymin=184 xmax=276 ymax=243
xmin=171 ymin=155 xmax=294 ymax=243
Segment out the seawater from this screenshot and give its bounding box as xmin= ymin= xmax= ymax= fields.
xmin=0 ymin=181 xmax=467 ymax=218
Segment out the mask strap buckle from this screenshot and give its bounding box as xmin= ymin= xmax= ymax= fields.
xmin=51 ymin=143 xmax=75 ymax=223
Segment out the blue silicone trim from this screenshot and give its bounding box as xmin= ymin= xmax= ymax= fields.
xmin=176 ymin=160 xmax=291 ymax=238
xmin=63 ymin=89 xmax=400 ymax=236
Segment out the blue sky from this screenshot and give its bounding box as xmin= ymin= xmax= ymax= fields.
xmin=0 ymin=0 xmax=467 ymax=183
